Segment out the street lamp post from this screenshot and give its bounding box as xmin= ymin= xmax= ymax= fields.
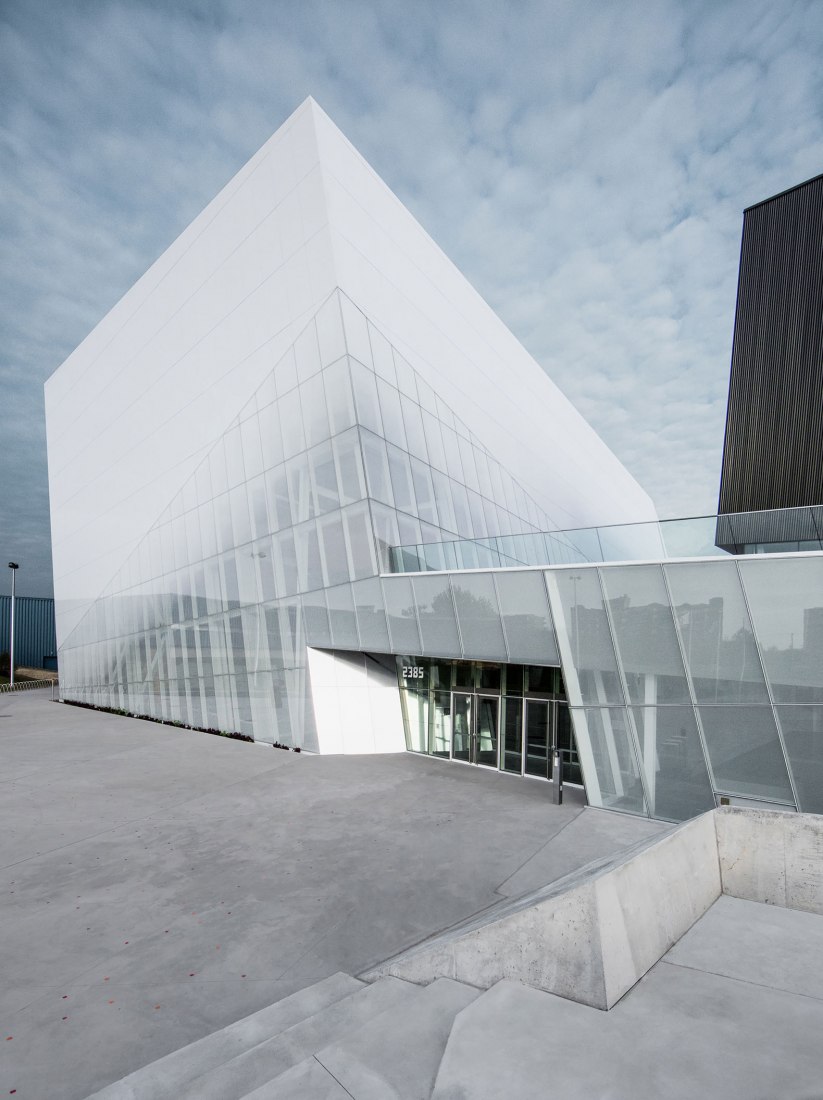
xmin=8 ymin=563 xmax=19 ymax=687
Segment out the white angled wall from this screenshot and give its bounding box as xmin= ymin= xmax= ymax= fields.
xmin=45 ymin=100 xmax=337 ymax=646
xmin=306 ymin=648 xmax=406 ymax=754
xmin=46 ymin=97 xmax=654 ymax=653
xmin=311 ymin=105 xmax=655 ymax=532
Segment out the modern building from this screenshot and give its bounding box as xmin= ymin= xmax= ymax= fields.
xmin=0 ymin=594 xmax=57 ymax=670
xmin=717 ymin=171 xmax=823 ymax=552
xmin=45 ymin=100 xmax=823 ymax=825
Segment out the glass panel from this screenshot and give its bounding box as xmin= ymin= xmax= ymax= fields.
xmin=386 ymin=445 xmax=416 ymax=514
xmin=697 ymin=705 xmax=794 ymax=803
xmin=431 ymin=690 xmax=452 ymax=757
xmin=477 ymin=664 xmax=501 ymax=692
xmin=326 ymin=583 xmax=360 ymax=649
xmin=299 ymin=372 xmax=329 ymax=448
xmin=352 ymin=577 xmax=390 ymax=651
xmin=739 ymin=557 xmax=823 ymax=702
xmin=410 ymin=458 xmax=438 ymax=525
xmin=316 ymin=293 xmax=347 ymax=367
xmin=597 ymin=521 xmax=665 ymax=563
xmin=377 ymin=378 xmax=407 ymax=450
xmin=402 ymin=399 xmax=428 ymax=461
xmin=382 ymin=576 xmax=421 ymax=653
xmin=340 ymin=294 xmax=373 ymax=367
xmin=570 ymin=706 xmax=647 ymax=814
xmin=450 ymin=572 xmax=507 ymax=661
xmin=310 ymin=441 xmax=339 ymax=516
xmin=412 ymin=574 xmax=462 ymax=657
xmin=302 ymin=590 xmax=331 ymax=648
xmin=525 ymin=700 xmax=550 ymax=778
xmin=318 ymin=512 xmax=349 ymax=587
xmin=350 ymin=359 xmax=384 ymax=436
xmin=503 ymin=697 xmax=523 ymax=773
xmin=333 ymin=429 xmax=366 ymax=505
xmin=369 ymin=323 xmax=396 ymax=385
xmin=774 ymin=705 xmax=823 ymax=814
xmin=401 ymin=677 xmax=429 ymax=754
xmin=452 ymin=693 xmax=472 ymax=762
xmin=278 ymin=388 xmax=305 ymax=459
xmin=666 ymin=561 xmax=769 ymax=703
xmin=294 ymin=320 xmax=322 ymax=383
xmin=630 ymin=706 xmax=715 ymax=822
xmin=494 ymin=571 xmax=559 ymax=663
xmin=343 ymin=502 xmax=376 ymax=580
xmin=361 ymin=430 xmax=393 ymax=505
xmin=556 ymin=703 xmax=582 ymax=784
xmin=324 ymin=358 xmax=356 ymax=434
xmin=544 ymin=568 xmax=624 ymax=705
xmin=476 ymin=696 xmax=499 ymax=766
xmin=504 ymin=665 xmax=524 ymax=695
xmin=600 ymin=564 xmax=691 ymax=705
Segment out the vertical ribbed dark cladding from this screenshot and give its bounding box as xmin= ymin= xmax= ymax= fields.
xmin=718 ymin=172 xmax=823 ymax=516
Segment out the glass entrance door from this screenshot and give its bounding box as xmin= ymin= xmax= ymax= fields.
xmin=451 ymin=692 xmax=498 ymax=766
xmin=525 ymin=700 xmax=551 ymax=778
xmin=452 ymin=693 xmax=473 ymax=762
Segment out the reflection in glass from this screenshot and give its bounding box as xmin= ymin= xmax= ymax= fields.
xmin=476 ymin=695 xmax=499 ymax=766
xmin=570 ymin=707 xmax=646 ymax=814
xmin=697 ymin=705 xmax=795 ymax=804
xmin=544 ymin=569 xmax=624 ymax=705
xmin=495 ymin=571 xmax=558 ymax=663
xmin=382 ymin=576 xmax=421 ymax=653
xmin=503 ymin=696 xmax=523 ymax=773
xmin=525 ymin=700 xmax=549 ymax=778
xmin=452 ymin=693 xmax=472 ymax=762
xmin=774 ymin=705 xmax=823 ymax=813
xmin=630 ymin=706 xmax=714 ymax=822
xmin=739 ymin=557 xmax=823 ymax=703
xmin=451 ymin=573 xmax=507 ymax=661
xmin=666 ymin=561 xmax=769 ymax=703
xmin=600 ymin=565 xmax=690 ymax=705
xmin=412 ymin=574 xmax=462 ymax=657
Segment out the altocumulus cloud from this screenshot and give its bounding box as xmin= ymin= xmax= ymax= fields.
xmin=2 ymin=0 xmax=823 ymax=595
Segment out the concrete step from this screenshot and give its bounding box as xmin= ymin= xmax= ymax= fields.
xmin=177 ymin=975 xmax=423 ymax=1100
xmin=84 ymin=972 xmax=364 ymax=1100
xmin=245 ymin=977 xmax=481 ymax=1100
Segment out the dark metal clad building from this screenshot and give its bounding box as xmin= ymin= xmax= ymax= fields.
xmin=718 ymin=172 xmax=823 ymax=516
xmin=0 ymin=595 xmax=57 ymax=670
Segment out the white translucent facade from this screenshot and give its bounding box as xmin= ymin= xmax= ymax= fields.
xmin=45 ymin=99 xmax=823 ymax=825
xmin=46 ymin=99 xmax=652 ymax=751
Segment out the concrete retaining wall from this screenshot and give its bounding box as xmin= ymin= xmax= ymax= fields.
xmin=716 ymin=806 xmax=823 ymax=913
xmin=367 ymin=812 xmax=721 ymax=1010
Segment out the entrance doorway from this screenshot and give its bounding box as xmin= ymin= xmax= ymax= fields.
xmin=398 ymin=658 xmax=582 ymax=785
xmin=452 ymin=692 xmax=499 ymax=766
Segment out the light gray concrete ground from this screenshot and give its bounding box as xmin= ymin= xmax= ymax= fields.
xmin=0 ymin=691 xmax=666 ymax=1100
xmin=432 ymin=895 xmax=823 ymax=1099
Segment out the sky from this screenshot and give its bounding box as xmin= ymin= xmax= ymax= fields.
xmin=2 ymin=0 xmax=823 ymax=597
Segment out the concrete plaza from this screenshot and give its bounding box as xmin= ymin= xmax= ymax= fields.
xmin=1 ymin=690 xmax=664 ymax=1099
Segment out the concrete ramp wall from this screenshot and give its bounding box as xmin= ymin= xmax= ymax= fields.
xmin=367 ymin=812 xmax=721 ymax=1010
xmin=716 ymin=807 xmax=823 ymax=913
xmin=367 ymin=807 xmax=823 ymax=1011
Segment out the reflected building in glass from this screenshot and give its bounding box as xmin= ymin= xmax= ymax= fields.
xmin=45 ymin=100 xmax=823 ymax=824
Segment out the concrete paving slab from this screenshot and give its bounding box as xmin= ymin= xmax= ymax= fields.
xmin=176 ymin=976 xmax=422 ymax=1100
xmin=433 ymin=927 xmax=823 ymax=1099
xmin=666 ymin=893 xmax=823 ymax=1001
xmin=496 ymin=805 xmax=669 ymax=897
xmin=241 ymin=1056 xmax=352 ymax=1099
xmin=315 ymin=977 xmax=480 ymax=1100
xmin=2 ymin=693 xmax=658 ymax=1099
xmin=86 ymin=971 xmax=363 ymax=1099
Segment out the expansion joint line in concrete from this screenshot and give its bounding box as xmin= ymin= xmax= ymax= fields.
xmin=314 ymin=1054 xmax=358 ymax=1099
xmin=659 ymin=958 xmax=823 ymax=1005
xmin=492 ymin=806 xmax=585 ymax=896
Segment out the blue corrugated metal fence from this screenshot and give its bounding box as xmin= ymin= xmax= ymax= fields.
xmin=0 ymin=595 xmax=57 ymax=670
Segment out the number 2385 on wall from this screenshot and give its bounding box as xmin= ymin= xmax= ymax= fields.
xmin=402 ymin=666 xmax=425 ymax=680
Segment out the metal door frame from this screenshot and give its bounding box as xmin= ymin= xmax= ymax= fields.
xmin=450 ymin=690 xmax=500 ymax=769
